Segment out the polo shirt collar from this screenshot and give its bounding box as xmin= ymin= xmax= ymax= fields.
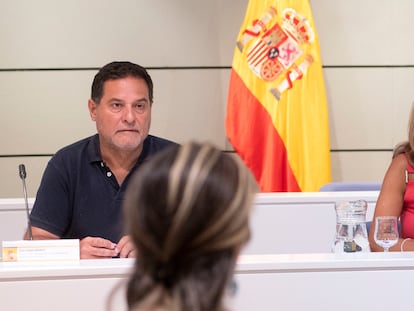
xmin=87 ymin=134 xmax=102 ymax=163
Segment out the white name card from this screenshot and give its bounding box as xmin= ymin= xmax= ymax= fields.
xmin=2 ymin=239 xmax=80 ymax=264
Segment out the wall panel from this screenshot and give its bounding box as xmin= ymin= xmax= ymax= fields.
xmin=330 ymin=151 xmax=391 ymax=182
xmin=0 ymin=0 xmax=247 ymax=68
xmin=311 ymin=0 xmax=402 ymax=65
xmin=324 ymin=68 xmax=412 ymax=150
xmin=0 ymin=71 xmax=95 ymax=154
xmin=0 ymin=157 xmax=50 ymax=199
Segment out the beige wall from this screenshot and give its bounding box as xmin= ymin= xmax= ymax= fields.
xmin=313 ymin=0 xmax=414 ymax=184
xmin=1 ymin=0 xmax=412 ymax=197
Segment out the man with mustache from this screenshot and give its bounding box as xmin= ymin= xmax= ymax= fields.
xmin=25 ymin=61 xmax=177 ymax=259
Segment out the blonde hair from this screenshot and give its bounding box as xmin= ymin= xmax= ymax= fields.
xmin=123 ymin=142 xmax=257 ymax=311
xmin=393 ymin=103 xmax=414 ymax=165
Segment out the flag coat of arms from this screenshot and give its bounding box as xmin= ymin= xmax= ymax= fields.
xmin=226 ymin=0 xmax=331 ymax=192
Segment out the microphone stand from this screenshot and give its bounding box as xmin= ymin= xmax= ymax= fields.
xmin=19 ymin=164 xmax=33 ymax=240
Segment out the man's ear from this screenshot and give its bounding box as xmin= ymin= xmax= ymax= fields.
xmin=88 ymin=99 xmax=97 ymax=121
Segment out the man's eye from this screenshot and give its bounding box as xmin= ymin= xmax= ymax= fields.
xmin=135 ymin=102 xmax=147 ymax=112
xmin=111 ymin=103 xmax=122 ymax=110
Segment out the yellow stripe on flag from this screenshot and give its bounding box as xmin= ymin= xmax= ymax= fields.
xmin=226 ymin=0 xmax=331 ymax=192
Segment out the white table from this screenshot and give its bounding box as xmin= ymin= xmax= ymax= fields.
xmin=234 ymin=252 xmax=414 ymax=311
xmin=1 ymin=252 xmax=414 ymax=311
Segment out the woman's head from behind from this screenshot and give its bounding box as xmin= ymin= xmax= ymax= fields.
xmin=124 ymin=141 xmax=257 ymax=311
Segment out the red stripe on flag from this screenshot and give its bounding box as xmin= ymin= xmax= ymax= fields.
xmin=226 ymin=69 xmax=301 ymax=192
xmin=247 ymin=40 xmax=268 ymax=67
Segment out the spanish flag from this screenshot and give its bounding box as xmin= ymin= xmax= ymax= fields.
xmin=226 ymin=0 xmax=331 ymax=192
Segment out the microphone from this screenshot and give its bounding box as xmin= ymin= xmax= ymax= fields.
xmin=19 ymin=164 xmax=33 ymax=240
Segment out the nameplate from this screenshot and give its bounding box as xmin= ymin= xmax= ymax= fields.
xmin=2 ymin=239 xmax=80 ymax=264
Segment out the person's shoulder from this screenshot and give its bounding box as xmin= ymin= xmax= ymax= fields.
xmin=390 ymin=153 xmax=408 ymax=170
xmin=145 ymin=135 xmax=178 ymax=150
xmin=137 ymin=135 xmax=179 ymax=163
xmin=393 ymin=152 xmax=407 ymax=163
xmin=53 ymin=135 xmax=97 ymax=158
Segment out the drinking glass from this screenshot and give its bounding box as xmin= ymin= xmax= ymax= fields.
xmin=374 ymin=216 xmax=399 ymax=252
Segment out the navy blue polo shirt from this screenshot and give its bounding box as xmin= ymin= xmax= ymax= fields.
xmin=30 ymin=134 xmax=177 ymax=243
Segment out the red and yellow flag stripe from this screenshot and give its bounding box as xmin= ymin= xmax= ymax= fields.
xmin=226 ymin=0 xmax=331 ymax=192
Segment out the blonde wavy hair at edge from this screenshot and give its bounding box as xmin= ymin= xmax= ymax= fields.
xmin=394 ymin=103 xmax=414 ymax=166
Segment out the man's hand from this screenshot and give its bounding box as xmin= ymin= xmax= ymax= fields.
xmin=79 ymin=236 xmax=119 ymax=259
xmin=116 ymin=235 xmax=136 ymax=258
xmin=26 ymin=227 xmax=125 ymax=259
